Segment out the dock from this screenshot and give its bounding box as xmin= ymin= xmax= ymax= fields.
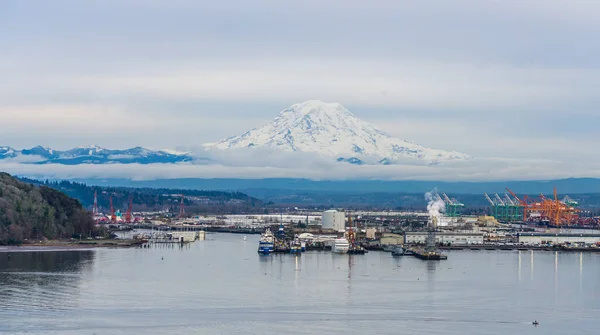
xmin=409 ymin=247 xmax=448 ymax=260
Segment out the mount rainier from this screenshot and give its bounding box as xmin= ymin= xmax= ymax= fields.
xmin=204 ymin=100 xmax=471 ymax=165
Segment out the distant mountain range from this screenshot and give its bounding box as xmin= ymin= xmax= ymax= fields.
xmin=204 ymin=100 xmax=471 ymax=165
xmin=1 ymin=100 xmax=471 ymax=167
xmin=0 ymin=145 xmax=197 ymax=165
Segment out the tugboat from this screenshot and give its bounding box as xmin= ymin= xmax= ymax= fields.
xmin=346 ymin=215 xmax=367 ymax=254
xmin=290 ymin=235 xmax=303 ymax=254
xmin=257 ymin=228 xmax=275 ymax=255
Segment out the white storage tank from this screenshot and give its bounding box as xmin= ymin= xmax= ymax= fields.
xmin=321 ymin=210 xmax=337 ymax=230
xmin=321 ymin=210 xmax=346 ymax=232
xmin=333 ymin=211 xmax=346 ymax=232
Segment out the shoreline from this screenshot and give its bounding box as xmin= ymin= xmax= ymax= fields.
xmin=0 ymin=239 xmax=143 ymax=253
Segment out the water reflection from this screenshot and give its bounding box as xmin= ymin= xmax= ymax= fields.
xmin=348 ymin=255 xmax=353 ymax=281
xmin=0 ymin=251 xmax=94 ymax=312
xmin=517 ymin=250 xmax=522 ymax=281
xmin=2 ymin=238 xmax=600 ymax=335
xmin=530 ymin=250 xmax=534 ymax=281
xmin=294 ymin=254 xmax=301 ymax=288
xmin=426 ymin=260 xmax=438 ymax=272
xmin=554 ymin=251 xmax=559 ymax=297
xmin=426 ymin=261 xmax=437 ymax=292
xmin=579 ymin=252 xmax=583 ymax=290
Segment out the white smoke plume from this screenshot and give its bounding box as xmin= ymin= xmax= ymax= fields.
xmin=425 ymin=190 xmax=446 ymax=219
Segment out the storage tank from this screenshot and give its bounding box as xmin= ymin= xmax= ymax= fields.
xmin=321 ymin=210 xmax=337 ymax=230
xmin=333 ymin=211 xmax=346 ymax=232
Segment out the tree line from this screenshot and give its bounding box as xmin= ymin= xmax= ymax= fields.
xmin=0 ymin=173 xmax=100 ymax=245
xmin=18 ymin=177 xmax=264 ymax=213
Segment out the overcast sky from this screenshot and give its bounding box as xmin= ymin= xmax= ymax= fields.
xmin=2 ymin=0 xmax=600 ymax=169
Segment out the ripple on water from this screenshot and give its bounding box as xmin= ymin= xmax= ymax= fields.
xmin=0 ymin=235 xmax=599 ymax=335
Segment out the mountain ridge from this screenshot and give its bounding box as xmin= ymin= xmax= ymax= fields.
xmin=61 ymin=177 xmax=600 ymax=195
xmin=204 ymin=100 xmax=471 ymax=165
xmin=0 ymin=145 xmax=197 ymax=165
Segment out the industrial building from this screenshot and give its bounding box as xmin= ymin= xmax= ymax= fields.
xmin=405 ymin=232 xmax=484 ymax=245
xmin=321 ymin=210 xmax=346 ymax=232
xmin=365 ymin=228 xmax=377 ymax=239
xmin=170 ymin=231 xmax=204 ymax=242
xmin=517 ymin=233 xmax=600 ymax=245
xmin=380 ymin=233 xmax=403 ymax=245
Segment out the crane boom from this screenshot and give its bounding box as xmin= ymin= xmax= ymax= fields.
xmin=504 ymin=193 xmax=515 ymax=205
xmin=494 ymin=193 xmax=505 ymax=206
xmin=484 ymin=193 xmax=495 ymax=206
xmin=506 ymin=188 xmax=526 ymax=205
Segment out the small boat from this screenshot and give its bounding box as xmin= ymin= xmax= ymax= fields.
xmin=532 ymin=321 xmax=539 ymax=326
xmin=382 ymin=245 xmax=396 ymax=252
xmin=391 ymin=246 xmax=405 ymax=256
xmin=290 ymin=235 xmax=302 ymax=253
xmin=243 ymin=236 xmax=247 ymax=241
xmin=290 ymin=244 xmax=302 ymax=254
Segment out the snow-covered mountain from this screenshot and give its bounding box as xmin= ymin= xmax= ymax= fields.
xmin=0 ymin=145 xmax=196 ymax=165
xmin=204 ymin=100 xmax=471 ymax=165
xmin=0 ymin=146 xmax=17 ymax=159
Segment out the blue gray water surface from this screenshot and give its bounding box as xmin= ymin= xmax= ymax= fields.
xmin=0 ymin=233 xmax=599 ymax=334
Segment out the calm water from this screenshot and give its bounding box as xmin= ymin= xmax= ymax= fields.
xmin=1 ymin=233 xmax=599 ymax=335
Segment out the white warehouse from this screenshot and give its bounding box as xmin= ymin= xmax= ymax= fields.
xmin=517 ymin=233 xmax=600 ymax=245
xmin=321 ymin=210 xmax=346 ymax=232
xmin=405 ymin=232 xmax=484 ymax=245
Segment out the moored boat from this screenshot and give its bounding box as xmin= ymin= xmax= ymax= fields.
xmin=391 ymin=246 xmax=405 ymax=256
xmin=258 ymin=228 xmax=275 ymax=254
xmin=332 ymin=237 xmax=350 ymax=254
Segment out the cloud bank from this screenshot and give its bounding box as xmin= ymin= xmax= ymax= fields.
xmin=2 ymin=148 xmax=599 ymax=182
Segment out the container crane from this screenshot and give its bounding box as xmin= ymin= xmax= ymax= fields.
xmin=178 ymin=194 xmax=185 ymax=219
xmin=484 ymin=193 xmax=495 ymax=206
xmin=441 ymin=193 xmax=464 ymax=217
xmin=109 ymin=195 xmax=116 ymax=223
xmin=562 ymin=195 xmax=579 ymax=207
xmin=484 ymin=192 xmax=524 ymax=221
xmin=506 ymin=187 xmax=580 ymax=226
xmin=124 ymin=197 xmax=133 ymax=223
xmin=494 ymin=193 xmax=505 ymax=206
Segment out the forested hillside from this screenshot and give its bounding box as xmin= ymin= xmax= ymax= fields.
xmin=0 ymin=173 xmax=98 ymax=245
xmin=19 ymin=178 xmax=265 ymax=214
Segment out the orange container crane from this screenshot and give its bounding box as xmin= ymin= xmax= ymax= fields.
xmin=347 ymin=215 xmax=356 ymax=247
xmin=506 ymin=187 xmax=579 ymax=226
xmin=109 ymin=195 xmax=117 ymax=223
xmin=124 ymin=197 xmax=133 ymax=223
xmin=541 ymin=188 xmax=579 ymax=226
